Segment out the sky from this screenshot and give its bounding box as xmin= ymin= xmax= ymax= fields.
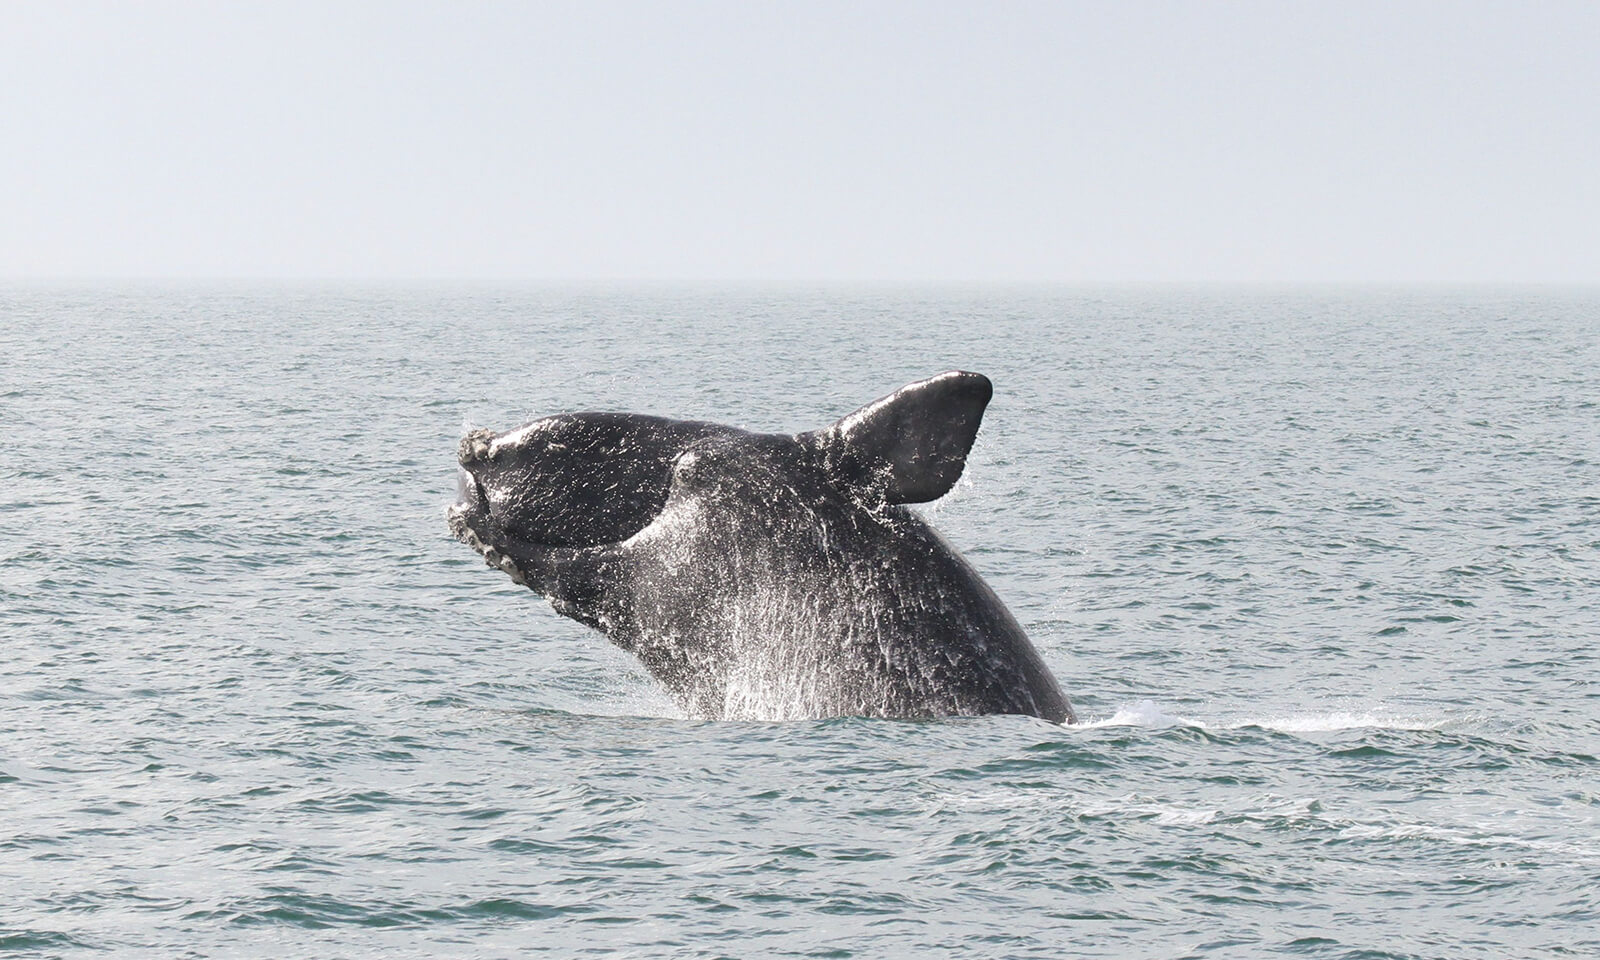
xmin=2 ymin=1 xmax=1596 ymax=283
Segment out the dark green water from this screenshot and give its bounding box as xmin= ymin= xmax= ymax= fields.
xmin=2 ymin=286 xmax=1596 ymax=958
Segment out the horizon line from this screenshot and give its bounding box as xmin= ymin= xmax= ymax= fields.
xmin=5 ymin=275 xmax=1599 ymax=289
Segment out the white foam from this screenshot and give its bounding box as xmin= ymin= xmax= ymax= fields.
xmin=1076 ymin=700 xmax=1185 ymax=728
xmin=1076 ymin=700 xmax=1459 ymax=734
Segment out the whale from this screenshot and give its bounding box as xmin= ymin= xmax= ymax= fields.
xmin=447 ymin=371 xmax=1073 ymax=723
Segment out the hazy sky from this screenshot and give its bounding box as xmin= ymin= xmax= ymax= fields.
xmin=3 ymin=1 xmax=1595 ymax=282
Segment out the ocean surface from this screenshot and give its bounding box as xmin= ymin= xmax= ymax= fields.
xmin=2 ymin=285 xmax=1597 ymax=959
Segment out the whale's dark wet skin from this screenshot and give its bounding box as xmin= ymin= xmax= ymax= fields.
xmin=447 ymin=372 xmax=1073 ymax=723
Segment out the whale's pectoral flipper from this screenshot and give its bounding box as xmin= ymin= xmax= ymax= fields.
xmin=807 ymin=370 xmax=993 ymax=504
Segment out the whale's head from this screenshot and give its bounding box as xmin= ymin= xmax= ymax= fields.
xmin=449 ymin=412 xmax=733 ymax=554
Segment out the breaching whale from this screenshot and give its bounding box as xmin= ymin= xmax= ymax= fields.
xmin=447 ymin=371 xmax=1073 ymax=723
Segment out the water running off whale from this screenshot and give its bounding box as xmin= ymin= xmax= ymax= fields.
xmin=447 ymin=372 xmax=1073 ymax=723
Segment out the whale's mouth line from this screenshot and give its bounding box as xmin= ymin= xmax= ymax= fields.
xmin=447 ymin=465 xmax=504 ymax=559
xmin=449 ymin=470 xmax=650 ymax=561
xmin=447 ymin=500 xmax=532 ymax=585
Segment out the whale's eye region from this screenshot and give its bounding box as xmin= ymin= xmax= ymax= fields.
xmin=462 ymin=413 xmax=729 ymax=548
